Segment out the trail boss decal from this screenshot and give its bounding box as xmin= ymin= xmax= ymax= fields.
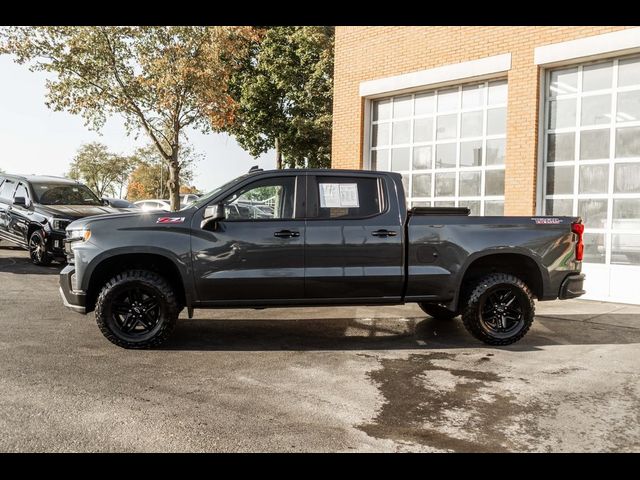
xmin=156 ymin=217 xmax=186 ymax=224
xmin=532 ymin=217 xmax=562 ymax=224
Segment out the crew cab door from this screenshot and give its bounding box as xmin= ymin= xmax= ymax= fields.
xmin=0 ymin=178 xmax=19 ymax=244
xmin=304 ymin=174 xmax=405 ymax=301
xmin=9 ymin=182 xmax=32 ymax=242
xmin=191 ymin=173 xmax=305 ymax=303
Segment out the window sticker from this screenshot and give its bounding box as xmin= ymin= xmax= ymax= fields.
xmin=319 ymin=183 xmax=359 ymax=208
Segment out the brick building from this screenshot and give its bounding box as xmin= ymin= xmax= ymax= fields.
xmin=331 ymin=26 xmax=640 ymax=304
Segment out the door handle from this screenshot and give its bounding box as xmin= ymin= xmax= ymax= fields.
xmin=274 ymin=230 xmax=300 ymax=238
xmin=371 ymin=229 xmax=397 ymax=237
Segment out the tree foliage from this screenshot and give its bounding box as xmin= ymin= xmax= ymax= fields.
xmin=228 ymin=27 xmax=334 ymax=169
xmin=68 ymin=142 xmax=134 ymax=198
xmin=0 ymin=26 xmax=259 ymax=210
xmin=125 ymin=143 xmax=198 ymax=201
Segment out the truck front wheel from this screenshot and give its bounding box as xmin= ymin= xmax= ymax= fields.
xmin=461 ymin=273 xmax=535 ymax=346
xmin=94 ymin=270 xmax=178 ymax=349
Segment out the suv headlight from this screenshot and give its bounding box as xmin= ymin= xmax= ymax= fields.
xmin=52 ymin=218 xmax=71 ymax=231
xmin=66 ymin=228 xmax=92 ymax=243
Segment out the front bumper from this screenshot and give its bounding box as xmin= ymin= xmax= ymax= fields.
xmin=559 ymin=273 xmax=586 ymax=299
xmin=59 ymin=264 xmax=87 ymax=314
xmin=46 ymin=230 xmax=67 ymax=258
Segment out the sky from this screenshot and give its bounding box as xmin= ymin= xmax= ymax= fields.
xmin=0 ymin=56 xmax=276 ymax=194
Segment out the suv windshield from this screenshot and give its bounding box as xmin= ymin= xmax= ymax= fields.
xmin=32 ymin=183 xmax=103 ymax=206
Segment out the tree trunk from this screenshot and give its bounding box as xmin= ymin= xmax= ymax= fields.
xmin=275 ymin=137 xmax=282 ymax=169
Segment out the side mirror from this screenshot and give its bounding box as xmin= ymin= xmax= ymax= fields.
xmin=102 ymin=198 xmax=110 ymax=206
xmin=201 ymin=203 xmax=225 ymax=229
xmin=13 ymin=196 xmax=27 ymax=208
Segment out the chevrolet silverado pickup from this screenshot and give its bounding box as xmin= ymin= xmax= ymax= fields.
xmin=59 ymin=169 xmax=586 ymax=349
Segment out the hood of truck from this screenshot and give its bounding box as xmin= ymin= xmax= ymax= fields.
xmin=36 ymin=204 xmax=120 ymax=221
xmin=66 ymin=209 xmax=195 ymax=232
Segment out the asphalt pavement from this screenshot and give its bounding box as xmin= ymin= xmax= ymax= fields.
xmin=1 ymin=241 xmax=639 ymax=452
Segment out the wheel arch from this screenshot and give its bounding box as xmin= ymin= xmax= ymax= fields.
xmin=450 ymin=249 xmax=548 ymax=312
xmin=83 ymin=248 xmax=191 ymax=313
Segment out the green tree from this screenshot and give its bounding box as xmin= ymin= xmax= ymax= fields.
xmin=68 ymin=142 xmax=135 ymax=198
xmin=126 ymin=142 xmax=198 ymax=200
xmin=0 ymin=26 xmax=258 ymax=210
xmin=228 ymin=26 xmax=334 ymax=169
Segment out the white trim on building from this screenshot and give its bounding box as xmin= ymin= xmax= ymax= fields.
xmin=359 ymin=53 xmax=512 ymax=98
xmin=534 ymin=27 xmax=640 ymax=67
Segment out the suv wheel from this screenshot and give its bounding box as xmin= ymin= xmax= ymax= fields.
xmin=461 ymin=273 xmax=535 ymax=346
xmin=29 ymin=230 xmax=52 ymax=266
xmin=94 ymin=270 xmax=179 ymax=349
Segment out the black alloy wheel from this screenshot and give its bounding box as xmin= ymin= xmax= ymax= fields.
xmin=478 ymin=286 xmax=525 ymax=336
xmin=29 ymin=230 xmax=52 ymax=266
xmin=110 ymin=286 xmax=162 ymax=336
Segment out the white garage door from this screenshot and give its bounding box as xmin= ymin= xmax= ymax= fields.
xmin=542 ymin=55 xmax=640 ymax=304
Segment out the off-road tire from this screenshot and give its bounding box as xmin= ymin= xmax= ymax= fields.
xmin=95 ymin=270 xmax=178 ymax=349
xmin=29 ymin=229 xmax=52 ymax=266
xmin=418 ymin=303 xmax=458 ymax=320
xmin=461 ymin=273 xmax=535 ymax=346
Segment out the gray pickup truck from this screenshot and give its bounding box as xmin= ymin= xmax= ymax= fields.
xmin=60 ymin=168 xmax=585 ymax=349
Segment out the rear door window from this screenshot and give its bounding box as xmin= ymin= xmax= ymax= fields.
xmin=308 ymin=176 xmax=384 ymax=219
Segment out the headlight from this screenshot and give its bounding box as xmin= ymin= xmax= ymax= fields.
xmin=52 ymin=218 xmax=71 ymax=231
xmin=66 ymin=228 xmax=91 ymax=243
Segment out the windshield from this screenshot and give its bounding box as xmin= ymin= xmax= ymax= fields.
xmin=183 ymin=174 xmax=253 ymax=210
xmin=32 ymin=183 xmax=103 ymax=206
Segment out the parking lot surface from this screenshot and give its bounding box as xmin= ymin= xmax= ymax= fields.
xmin=1 ymin=242 xmax=639 ymax=452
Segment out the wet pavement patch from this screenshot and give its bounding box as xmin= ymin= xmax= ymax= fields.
xmin=359 ymin=352 xmax=548 ymax=452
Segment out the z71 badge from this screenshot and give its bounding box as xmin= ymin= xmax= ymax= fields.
xmin=156 ymin=217 xmax=186 ymax=224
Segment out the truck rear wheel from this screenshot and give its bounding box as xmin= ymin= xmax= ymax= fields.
xmin=461 ymin=273 xmax=535 ymax=346
xmin=418 ymin=303 xmax=458 ymax=320
xmin=94 ymin=270 xmax=178 ymax=349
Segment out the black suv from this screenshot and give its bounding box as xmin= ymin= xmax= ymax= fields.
xmin=0 ymin=174 xmax=118 ymax=265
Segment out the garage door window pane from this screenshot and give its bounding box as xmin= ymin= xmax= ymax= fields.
xmin=436 ymin=114 xmax=457 ymax=140
xmin=484 ymin=200 xmax=504 ymax=216
xmin=487 ymin=108 xmax=506 ymax=135
xmin=548 ymin=133 xmax=575 ymax=162
xmin=613 ymin=199 xmax=640 ymax=229
xmin=611 ymin=234 xmax=640 ymax=265
xmin=435 ymin=143 xmax=456 ymax=168
xmin=582 ymin=62 xmax=613 ymax=91
xmin=435 ymin=173 xmax=456 ymax=197
xmin=393 ymin=96 xmax=412 ymax=118
xmin=583 ymin=233 xmax=606 ymax=264
xmin=415 ymin=93 xmax=435 ymax=115
xmin=579 ymin=164 xmax=609 ymax=194
xmin=485 ymin=169 xmax=505 ymax=196
xmin=486 ymin=138 xmax=505 ymax=166
xmin=462 ymin=84 xmax=484 ymax=109
xmin=460 ymin=140 xmax=482 ymax=167
xmin=459 ymin=200 xmax=480 ymax=216
xmin=391 ymin=148 xmax=410 ymax=171
xmin=549 ymin=98 xmax=576 ymax=129
xmin=461 ymin=111 xmax=483 ymax=138
xmin=392 ymin=120 xmax=411 ymax=145
xmin=578 ymin=199 xmax=608 ymax=229
xmin=616 ymin=126 xmax=640 ymax=158
xmin=434 ymin=201 xmax=455 ymax=207
xmin=581 ymin=95 xmax=611 ymax=126
xmin=372 ymin=123 xmax=390 ymax=147
xmin=549 ymin=68 xmax=578 ymax=96
xmin=373 ymin=99 xmax=391 ymax=121
xmin=412 ymin=173 xmax=431 ymax=198
xmin=618 ymin=57 xmax=640 ymax=88
xmin=437 ymin=88 xmax=458 ymax=112
xmin=580 ymin=129 xmax=610 ymax=160
xmin=546 ymin=199 xmax=573 ymax=216
xmin=371 ymin=149 xmax=389 ymax=171
xmin=616 ymin=91 xmax=640 ymax=122
xmin=414 ymin=117 xmax=433 ymax=143
xmin=459 ymin=170 xmax=481 ymax=197
xmin=614 ymin=163 xmax=640 ymax=193
xmin=488 ymin=80 xmax=508 ymax=105
xmin=546 ymin=165 xmax=574 ymax=195
xmin=413 ymin=146 xmax=432 ymax=170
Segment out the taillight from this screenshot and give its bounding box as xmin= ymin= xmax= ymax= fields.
xmin=572 ymin=222 xmax=584 ymax=261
